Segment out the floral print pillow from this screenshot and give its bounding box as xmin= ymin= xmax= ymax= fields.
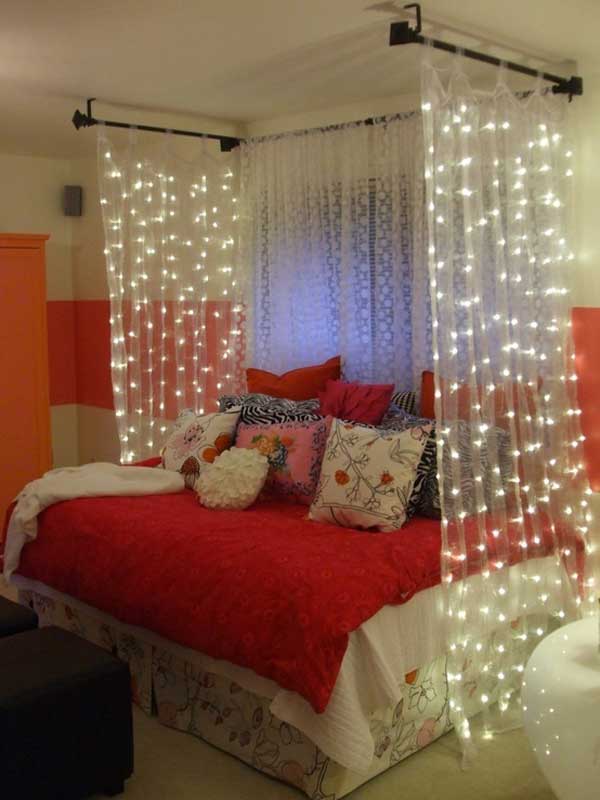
xmin=235 ymin=418 xmax=330 ymax=505
xmin=161 ymin=408 xmax=240 ymax=488
xmin=309 ymin=418 xmax=432 ymax=532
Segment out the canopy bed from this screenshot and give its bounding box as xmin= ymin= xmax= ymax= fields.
xmin=3 ymin=8 xmax=596 ymax=798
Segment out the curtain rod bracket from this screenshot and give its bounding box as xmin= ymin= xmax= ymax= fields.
xmin=389 ymin=3 xmax=584 ymax=99
xmin=71 ymin=97 xmax=241 ymax=151
xmin=72 ymin=97 xmax=97 ymax=130
xmin=552 ymin=75 xmax=583 ymax=101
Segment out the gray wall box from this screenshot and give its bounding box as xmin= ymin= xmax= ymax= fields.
xmin=63 ymin=185 xmax=83 ymax=217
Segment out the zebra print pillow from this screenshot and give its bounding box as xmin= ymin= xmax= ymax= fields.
xmin=389 ymin=390 xmax=417 ymax=416
xmin=387 ymin=411 xmax=513 ymax=520
xmin=220 ymin=391 xmax=417 ymax=425
xmin=219 ymin=393 xmax=322 ymax=425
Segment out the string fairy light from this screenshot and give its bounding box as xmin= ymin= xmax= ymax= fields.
xmin=98 ymin=129 xmax=244 ymax=463
xmin=422 ymin=58 xmax=595 ymax=757
xmin=96 ymin=68 xmax=595 ymax=761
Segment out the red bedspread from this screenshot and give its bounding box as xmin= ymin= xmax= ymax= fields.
xmin=14 ymin=491 xmax=564 ymax=712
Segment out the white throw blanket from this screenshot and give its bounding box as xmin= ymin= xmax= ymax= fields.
xmin=3 ymin=462 xmax=184 ymax=581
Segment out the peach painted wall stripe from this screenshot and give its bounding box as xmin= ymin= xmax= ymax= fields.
xmin=46 ymin=302 xmax=600 ymax=490
xmin=46 ymin=299 xmax=236 ymax=416
xmin=572 ymin=307 xmax=600 ymax=491
xmin=74 ymin=300 xmax=115 ymax=409
xmin=46 ymin=300 xmax=77 ymax=405
xmin=47 ymin=299 xmax=113 ymax=409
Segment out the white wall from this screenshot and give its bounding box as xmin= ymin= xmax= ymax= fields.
xmin=572 ymin=70 xmax=600 ymax=307
xmin=70 ymin=156 xmax=108 ymax=301
xmin=245 ymin=92 xmax=420 ymax=137
xmin=0 ymin=153 xmax=74 ymax=300
xmin=0 ymin=152 xmax=79 ymax=467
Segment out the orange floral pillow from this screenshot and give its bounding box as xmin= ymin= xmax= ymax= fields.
xmin=161 ymin=408 xmax=240 ymax=488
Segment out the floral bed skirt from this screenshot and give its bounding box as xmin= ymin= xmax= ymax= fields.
xmin=17 ymin=583 xmax=524 ymax=799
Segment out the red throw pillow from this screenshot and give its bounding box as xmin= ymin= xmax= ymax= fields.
xmin=421 ymin=371 xmax=435 ymax=418
xmin=420 ymin=370 xmax=538 ymax=425
xmin=246 ymin=356 xmax=341 ymax=401
xmin=318 ymin=380 xmax=394 ymax=425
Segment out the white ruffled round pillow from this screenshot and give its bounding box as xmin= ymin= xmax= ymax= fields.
xmin=195 ymin=447 xmax=269 ymax=510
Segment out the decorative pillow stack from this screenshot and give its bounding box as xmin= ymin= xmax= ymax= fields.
xmin=213 ymin=385 xmax=422 ymax=524
xmin=161 ymin=407 xmax=240 ymax=488
xmin=236 ymin=418 xmax=330 ymax=505
xmin=309 ymin=418 xmax=432 ymax=532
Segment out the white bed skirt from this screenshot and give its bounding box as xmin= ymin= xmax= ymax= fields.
xmin=14 ymin=578 xmax=457 ymax=798
xmin=12 ymin=553 xmax=565 ymax=774
xmin=14 ymin=576 xmax=548 ymax=798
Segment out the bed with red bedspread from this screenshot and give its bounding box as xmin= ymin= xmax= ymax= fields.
xmin=7 ymin=488 xmax=569 ymax=714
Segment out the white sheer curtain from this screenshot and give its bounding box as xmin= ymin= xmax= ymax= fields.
xmin=239 ymin=115 xmax=432 ymax=390
xmin=421 ymin=56 xmax=596 ymax=754
xmin=98 ymin=128 xmax=245 ymax=462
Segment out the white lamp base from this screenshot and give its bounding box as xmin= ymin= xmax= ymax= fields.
xmin=523 ymin=617 xmax=600 ymax=800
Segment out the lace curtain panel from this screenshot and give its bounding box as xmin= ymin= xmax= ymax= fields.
xmin=421 ymin=58 xmax=596 ymax=754
xmin=97 ymin=129 xmax=245 ymax=462
xmin=239 ymin=115 xmax=432 ymax=390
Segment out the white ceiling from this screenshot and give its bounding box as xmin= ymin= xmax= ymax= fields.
xmin=1 ymin=0 xmax=598 ymax=157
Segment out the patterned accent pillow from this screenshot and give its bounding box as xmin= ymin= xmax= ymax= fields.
xmin=235 ymin=418 xmax=331 ymax=505
xmin=161 ymin=408 xmax=241 ymax=488
xmin=385 ymin=410 xmax=513 ymax=520
xmin=375 ymin=408 xmax=438 ymax=519
xmin=219 ymin=394 xmax=252 ymax=412
xmin=220 ymin=391 xmax=416 ymax=425
xmin=196 ymin=448 xmax=269 ymax=510
xmin=309 ymin=418 xmax=432 ymax=532
xmin=219 ymin=393 xmax=321 ymax=425
xmin=390 ymin=390 xmax=417 ymax=416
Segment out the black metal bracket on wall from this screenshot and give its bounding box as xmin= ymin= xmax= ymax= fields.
xmin=389 ymin=3 xmax=583 ymax=100
xmin=72 ymin=98 xmax=241 ymax=152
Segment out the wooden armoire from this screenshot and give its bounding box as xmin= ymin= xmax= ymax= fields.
xmin=0 ymin=234 xmax=52 ymax=527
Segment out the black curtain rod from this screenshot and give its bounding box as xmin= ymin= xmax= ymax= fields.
xmin=72 ymin=98 xmax=241 ymax=152
xmin=390 ymin=3 xmax=583 ymax=100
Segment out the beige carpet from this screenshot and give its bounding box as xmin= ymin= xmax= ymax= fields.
xmin=92 ymin=706 xmax=556 ymax=800
xmin=1 ymin=583 xmax=554 ymax=800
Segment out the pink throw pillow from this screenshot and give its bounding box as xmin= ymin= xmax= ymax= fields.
xmin=235 ymin=418 xmax=330 ymax=505
xmin=318 ymin=380 xmax=394 ymax=425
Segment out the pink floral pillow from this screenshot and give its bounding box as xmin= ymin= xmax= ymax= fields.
xmin=235 ymin=418 xmax=331 ymax=505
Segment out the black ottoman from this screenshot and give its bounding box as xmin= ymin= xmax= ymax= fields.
xmin=0 ymin=626 xmax=133 ymax=799
xmin=0 ymin=594 xmax=38 ymax=637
